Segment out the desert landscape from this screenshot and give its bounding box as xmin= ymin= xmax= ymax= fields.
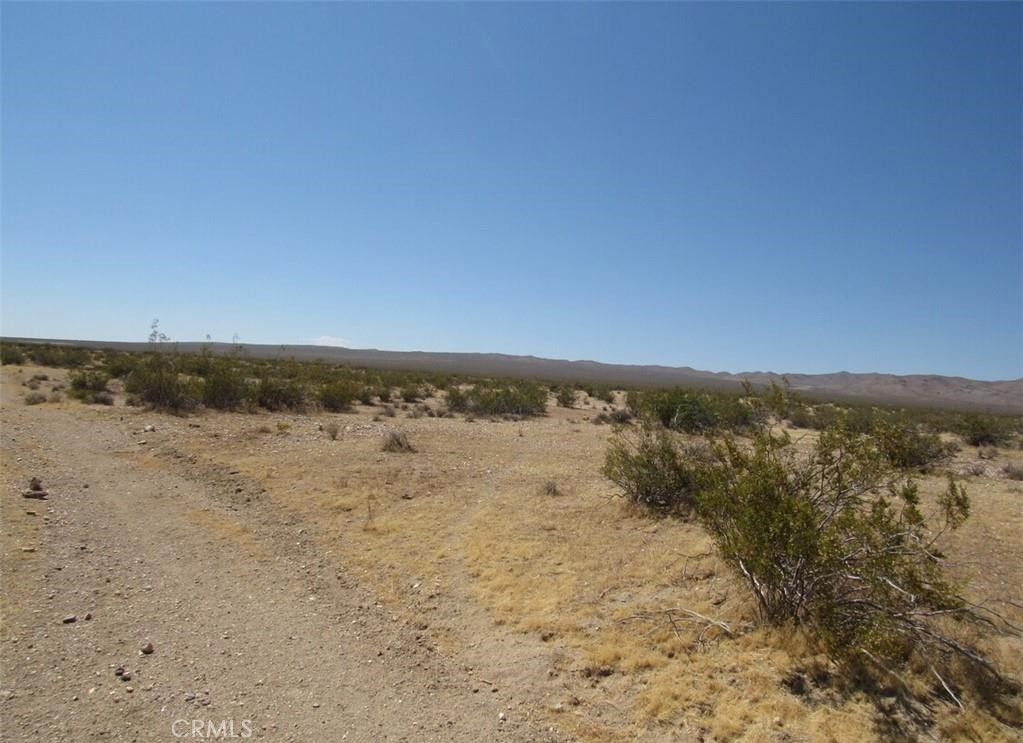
xmin=3 ymin=4 xmax=1020 ymax=741
xmin=1 ymin=342 xmax=1021 ymax=742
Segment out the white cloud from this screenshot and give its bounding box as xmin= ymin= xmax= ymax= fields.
xmin=309 ymin=335 xmax=351 ymax=347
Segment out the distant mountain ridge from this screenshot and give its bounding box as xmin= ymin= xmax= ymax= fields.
xmin=4 ymin=336 xmax=1021 ymax=413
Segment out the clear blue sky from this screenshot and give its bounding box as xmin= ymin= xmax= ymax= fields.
xmin=2 ymin=3 xmax=1020 ymax=380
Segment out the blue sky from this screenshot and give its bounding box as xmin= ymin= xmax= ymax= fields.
xmin=2 ymin=3 xmax=1020 ymax=380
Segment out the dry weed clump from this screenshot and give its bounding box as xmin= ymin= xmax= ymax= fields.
xmin=382 ymin=430 xmax=415 ymax=453
xmin=1003 ymin=462 xmax=1023 ymax=481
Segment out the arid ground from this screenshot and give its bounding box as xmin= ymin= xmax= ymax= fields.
xmin=2 ymin=363 xmax=1021 ymax=742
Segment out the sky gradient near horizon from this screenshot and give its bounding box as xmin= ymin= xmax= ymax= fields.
xmin=2 ymin=3 xmax=1021 ymax=380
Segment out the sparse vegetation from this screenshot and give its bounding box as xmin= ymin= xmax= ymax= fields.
xmin=24 ymin=391 xmax=47 ymax=405
xmin=325 ymin=422 xmax=340 ymax=440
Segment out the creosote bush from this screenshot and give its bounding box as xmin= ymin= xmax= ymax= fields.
xmin=556 ymin=387 xmax=576 ymax=408
xmin=69 ymin=370 xmax=110 ymax=394
xmin=125 ymin=353 xmax=197 ymax=412
xmin=957 ymin=414 xmax=1013 ymax=448
xmin=871 ymin=417 xmax=957 ymax=471
xmin=319 ymin=380 xmax=360 ymax=412
xmin=445 ymin=382 xmax=547 ymax=418
xmin=202 ymin=359 xmax=251 ymax=411
xmin=255 ymin=377 xmax=304 ymax=412
xmin=603 ymin=396 xmax=1019 ymax=712
xmin=602 ymin=424 xmax=707 ymax=515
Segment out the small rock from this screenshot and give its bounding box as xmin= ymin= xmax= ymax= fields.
xmin=498 ymin=712 xmax=506 ymax=722
xmin=21 ymin=490 xmax=48 ymax=500
xmin=115 ymin=667 xmax=125 ymax=677
xmin=143 ymin=425 xmax=156 ymax=433
xmin=20 ymin=547 xmax=36 ymax=553
xmin=29 ymin=477 xmax=44 ymax=492
xmin=62 ymin=615 xmax=77 ymax=624
xmin=125 ymin=686 xmax=134 ymax=693
xmin=312 ymin=702 xmax=320 ymax=708
xmin=140 ymin=642 xmax=154 ymax=655
xmin=25 ymin=510 xmax=37 ymax=516
xmin=121 ymin=672 xmax=132 ymax=682
xmin=84 ymin=612 xmax=92 ymax=621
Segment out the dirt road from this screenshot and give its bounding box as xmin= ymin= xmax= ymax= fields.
xmin=0 ymin=391 xmax=564 ymax=742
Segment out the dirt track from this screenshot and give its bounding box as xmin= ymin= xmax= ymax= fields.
xmin=0 ymin=384 xmax=564 ymax=742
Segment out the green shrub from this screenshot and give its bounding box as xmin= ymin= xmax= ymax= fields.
xmin=446 ymin=387 xmax=469 ymax=412
xmin=786 ymin=405 xmax=816 ymax=428
xmin=255 ymin=377 xmax=305 ymax=411
xmin=319 ymin=380 xmax=360 ymax=412
xmin=602 ymin=424 xmax=707 ymax=514
xmin=957 ymin=414 xmax=1012 ymax=448
xmin=556 ymin=387 xmax=576 ymax=408
xmin=0 ymin=344 xmax=26 ymax=365
xmin=125 ymin=354 xmax=197 ymax=412
xmin=872 ymin=417 xmax=957 ymax=471
xmin=70 ymin=370 xmax=110 ymax=393
xmin=445 ymin=383 xmax=547 ymax=418
xmin=102 ymin=352 xmax=138 ymax=379
xmin=644 ymin=389 xmax=719 ymax=432
xmin=467 ymin=383 xmax=548 ymax=417
xmin=603 ymin=385 xmax=1015 ymax=705
xmin=202 ymin=361 xmax=251 ymax=411
xmin=27 ymin=344 xmax=90 ymax=368
xmin=694 ymin=425 xmax=988 ymax=682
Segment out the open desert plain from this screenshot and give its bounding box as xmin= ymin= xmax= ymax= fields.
xmin=2 ymin=355 xmax=1021 ymax=743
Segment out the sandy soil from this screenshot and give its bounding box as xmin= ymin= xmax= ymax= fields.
xmin=2 ymin=364 xmax=1021 ymax=742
